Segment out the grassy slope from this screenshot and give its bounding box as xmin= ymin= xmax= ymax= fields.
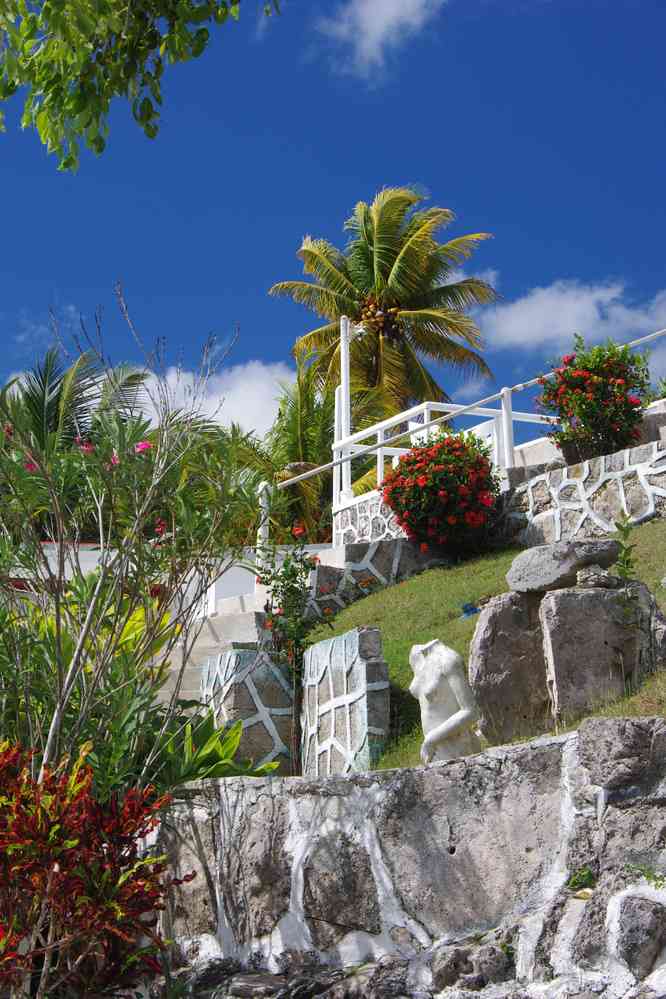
xmin=307 ymin=520 xmax=666 ymax=768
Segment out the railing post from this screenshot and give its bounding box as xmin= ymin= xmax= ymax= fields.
xmin=256 ymin=481 xmax=270 ymax=572
xmin=339 ymin=316 xmax=353 ymax=501
xmin=333 ymin=385 xmax=342 ymax=509
xmin=376 ymin=427 xmax=385 ymax=488
xmin=500 ymin=387 xmax=515 ymax=469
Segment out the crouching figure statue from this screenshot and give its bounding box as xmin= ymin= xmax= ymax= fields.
xmin=409 ymin=639 xmax=482 ymax=764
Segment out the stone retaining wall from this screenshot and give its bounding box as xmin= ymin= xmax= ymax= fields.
xmin=334 ymin=438 xmax=666 ymax=549
xmin=301 ymin=627 xmax=390 ymax=777
xmin=505 ymin=438 xmax=666 ymax=546
xmin=163 ymin=717 xmax=666 ymax=998
xmin=201 ymin=646 xmax=294 ymax=773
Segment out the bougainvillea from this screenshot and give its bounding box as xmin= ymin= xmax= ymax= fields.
xmin=0 ymin=742 xmax=191 ymax=997
xmin=537 ymin=335 xmax=650 ymax=461
xmin=381 ymin=432 xmax=500 ymax=554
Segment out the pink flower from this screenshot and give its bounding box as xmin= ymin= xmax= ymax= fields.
xmin=110 ymin=452 xmax=120 ymax=466
xmin=155 ymin=518 xmax=167 ymax=537
xmin=24 ymin=459 xmax=38 ymax=473
xmin=134 ymin=440 xmax=153 ymax=454
xmin=79 ymin=441 xmax=94 ymax=454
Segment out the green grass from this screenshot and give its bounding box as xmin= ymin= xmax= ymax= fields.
xmin=307 ymin=519 xmax=666 ymax=769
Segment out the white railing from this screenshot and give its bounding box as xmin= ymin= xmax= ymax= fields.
xmin=260 ymin=322 xmax=666 ymax=531
xmin=331 ymin=392 xmax=555 ymax=509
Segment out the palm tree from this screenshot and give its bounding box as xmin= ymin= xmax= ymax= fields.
xmin=3 ymin=348 xmax=146 ymax=456
xmin=270 ymin=187 xmax=497 ymax=410
xmin=262 ymin=360 xmax=387 ymax=540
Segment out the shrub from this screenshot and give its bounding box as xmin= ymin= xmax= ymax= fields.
xmin=381 ymin=432 xmax=500 ymax=555
xmin=0 ymin=743 xmax=188 ymax=998
xmin=254 ymin=535 xmax=322 ymax=774
xmin=537 ymin=335 xmax=650 ymax=461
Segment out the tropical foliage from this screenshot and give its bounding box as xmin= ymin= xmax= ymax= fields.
xmin=270 ymin=187 xmax=497 ymax=410
xmin=0 ymin=743 xmax=183 ymax=998
xmin=0 ymin=0 xmax=280 ymax=169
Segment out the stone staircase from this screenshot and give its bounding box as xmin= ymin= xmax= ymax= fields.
xmin=160 ymin=538 xmax=439 ymax=707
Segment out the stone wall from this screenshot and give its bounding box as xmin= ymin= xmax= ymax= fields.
xmin=334 ymin=438 xmax=666 ymax=549
xmin=333 ymin=493 xmax=404 ymax=546
xmin=201 ymin=645 xmax=293 ymax=773
xmin=505 ymin=438 xmax=666 ymax=545
xmin=301 ymin=627 xmax=390 ymax=777
xmin=163 ymin=717 xmax=666 ymax=998
xmin=307 ymin=539 xmax=446 ymax=620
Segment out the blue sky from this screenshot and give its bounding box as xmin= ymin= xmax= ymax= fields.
xmin=2 ymin=0 xmax=666 ymax=436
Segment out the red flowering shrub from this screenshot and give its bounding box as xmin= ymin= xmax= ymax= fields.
xmin=537 ymin=335 xmax=650 ymax=461
xmin=0 ymin=743 xmax=190 ymax=997
xmin=381 ymin=433 xmax=499 ymax=554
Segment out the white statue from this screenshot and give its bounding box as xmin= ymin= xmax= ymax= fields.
xmin=409 ymin=640 xmax=482 ymax=764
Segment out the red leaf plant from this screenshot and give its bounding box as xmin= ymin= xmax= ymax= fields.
xmin=0 ymin=742 xmax=193 ymax=998
xmin=381 ymin=432 xmax=500 ymax=555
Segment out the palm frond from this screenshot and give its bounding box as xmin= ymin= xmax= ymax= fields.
xmin=435 ymin=233 xmax=493 ymax=272
xmin=296 ymin=237 xmax=358 ymax=299
xmin=387 ymin=208 xmax=453 ymax=300
xmin=420 ymin=277 xmax=498 ymax=312
xmin=269 ymin=281 xmax=356 ymax=320
xmin=369 ymin=187 xmax=423 ymax=289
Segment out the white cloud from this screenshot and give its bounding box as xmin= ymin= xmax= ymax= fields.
xmin=154 ymin=359 xmax=295 ymax=438
xmin=480 ymin=281 xmax=666 ymax=358
xmin=317 ymin=0 xmax=448 ymax=76
xmin=452 ymin=376 xmax=494 ymax=402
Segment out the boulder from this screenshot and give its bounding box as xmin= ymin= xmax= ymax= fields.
xmin=506 ymin=540 xmax=620 ymax=593
xmin=616 ymin=895 xmax=666 ymax=979
xmin=540 ymin=583 xmax=658 ymax=723
xmin=468 ymin=591 xmax=550 ymax=743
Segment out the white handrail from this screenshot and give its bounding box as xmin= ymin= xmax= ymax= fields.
xmin=273 ymin=324 xmax=666 ymax=494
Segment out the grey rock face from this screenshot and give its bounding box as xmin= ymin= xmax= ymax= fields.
xmin=302 ymin=833 xmax=381 ymax=948
xmin=540 ymin=584 xmax=658 ymax=723
xmin=468 ymin=591 xmax=550 ymax=743
xmin=506 ymin=540 xmax=620 ymax=593
xmin=167 ymin=717 xmax=666 ymax=999
xmin=577 ymin=716 xmax=666 ymax=791
xmin=575 ymin=564 xmax=622 ymax=588
xmin=616 ymin=895 xmax=666 ymax=979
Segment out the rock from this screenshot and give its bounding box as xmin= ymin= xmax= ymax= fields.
xmin=506 ymin=540 xmax=620 ymax=593
xmin=468 ymin=591 xmax=550 ymax=743
xmin=431 ymin=945 xmax=473 ymax=989
xmin=540 ymin=584 xmax=658 ymax=723
xmin=616 ymin=895 xmax=666 ymax=979
xmin=471 ymin=943 xmax=513 ymax=983
xmin=575 ymin=564 xmax=622 ymax=588
xmin=227 ymin=973 xmax=287 ymax=997
xmin=577 ymin=717 xmax=666 ymax=791
xmin=302 ymin=833 xmax=381 ymax=948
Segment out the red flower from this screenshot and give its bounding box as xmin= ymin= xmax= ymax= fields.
xmin=627 ymin=395 xmax=641 ymax=407
xmin=478 ymin=492 xmax=494 ymax=508
xmin=292 ymin=523 xmax=306 ymax=538
xmin=416 ymin=474 xmax=428 ymax=487
xmin=149 ymin=584 xmax=163 ymax=599
xmin=155 ymin=518 xmax=167 ymax=537
xmin=420 ymin=543 xmax=429 ymax=553
xmin=446 ymin=515 xmax=457 ymax=526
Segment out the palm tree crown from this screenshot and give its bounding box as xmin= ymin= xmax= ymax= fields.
xmin=270 ymin=187 xmax=497 ymax=409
